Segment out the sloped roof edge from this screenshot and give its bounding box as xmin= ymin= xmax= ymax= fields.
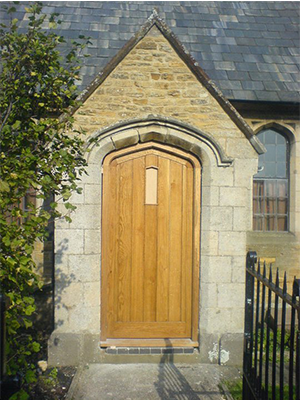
xmin=73 ymin=10 xmax=265 ymax=155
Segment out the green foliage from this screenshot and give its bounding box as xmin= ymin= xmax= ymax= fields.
xmin=0 ymin=2 xmax=89 ymax=397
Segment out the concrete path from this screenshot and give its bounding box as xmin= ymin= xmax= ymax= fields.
xmin=67 ymin=363 xmax=240 ymax=400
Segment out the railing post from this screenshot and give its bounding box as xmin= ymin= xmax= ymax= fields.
xmin=243 ymin=251 xmax=257 ymax=400
xmin=294 ymin=279 xmax=300 ymax=400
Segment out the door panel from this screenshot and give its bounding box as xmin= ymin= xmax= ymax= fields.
xmin=101 ymin=143 xmax=200 ymax=342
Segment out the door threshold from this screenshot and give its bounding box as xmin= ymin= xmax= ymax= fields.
xmin=100 ymin=339 xmax=198 ymax=348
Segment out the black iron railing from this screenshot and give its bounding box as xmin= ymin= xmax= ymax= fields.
xmin=243 ymin=251 xmax=300 ymax=400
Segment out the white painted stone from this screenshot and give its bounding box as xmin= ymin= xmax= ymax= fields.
xmin=217 ymin=283 xmax=244 ymax=308
xmin=200 ymin=283 xmax=217 ymax=308
xmin=85 ymin=184 xmax=101 ymax=205
xmin=79 ymin=164 xmax=101 ymax=185
xmin=83 ymin=282 xmax=101 ymax=308
xmin=202 ymin=186 xmax=219 ymax=207
xmin=219 ymin=232 xmax=246 ymax=256
xmin=68 ymin=204 xmax=101 ymax=229
xmin=69 ymin=184 xmax=84 ymax=204
xmin=201 ymin=230 xmax=219 ymax=256
xmin=233 ymin=207 xmax=251 ymax=232
xmin=209 ymin=207 xmax=233 ymax=231
xmin=231 ymin=256 xmax=246 ymax=283
xmin=200 ymin=256 xmax=232 ymax=283
xmin=219 ymin=187 xmax=248 ymax=207
xmin=84 ymin=229 xmax=101 ymax=254
xmin=55 ymin=229 xmax=84 ymax=255
xmin=68 ymin=254 xmax=100 ymax=283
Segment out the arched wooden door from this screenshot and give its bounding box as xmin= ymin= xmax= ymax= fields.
xmin=101 ymin=142 xmax=201 ymax=347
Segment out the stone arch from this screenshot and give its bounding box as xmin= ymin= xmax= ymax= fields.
xmin=254 ymin=121 xmax=295 ymax=144
xmin=86 ymin=116 xmax=233 ymax=168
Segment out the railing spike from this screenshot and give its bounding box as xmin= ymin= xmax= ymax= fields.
xmin=276 ymin=268 xmax=279 ymax=287
xmin=257 ymin=260 xmax=261 ymax=276
xmin=283 ymin=271 xmax=287 ymax=293
xmin=269 ymin=265 xmax=272 ymax=282
xmin=263 ymin=261 xmax=266 ymax=278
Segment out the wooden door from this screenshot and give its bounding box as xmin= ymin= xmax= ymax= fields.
xmin=101 ymin=143 xmax=200 ymax=347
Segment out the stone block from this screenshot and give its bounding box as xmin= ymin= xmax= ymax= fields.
xmin=138 ymin=124 xmax=168 ymax=143
xmin=111 ymin=129 xmax=139 ymax=149
xmin=85 ymin=229 xmax=101 ymax=254
xmin=219 ymin=232 xmax=246 ymax=256
xmin=226 ymin=138 xmax=257 ymax=159
xmin=219 ymin=187 xmax=248 ymax=207
xmin=79 ymin=163 xmax=101 ymax=184
xmin=202 ymin=186 xmax=219 ymax=207
xmin=68 ymin=254 xmax=100 ymax=282
xmin=231 ymin=256 xmax=246 ymax=283
xmin=208 ymin=206 xmax=233 ymax=231
xmin=219 ymin=333 xmax=243 ymax=366
xmin=69 ymin=184 xmax=84 ymax=204
xmin=67 ymin=204 xmax=101 ymax=229
xmin=217 ymin=283 xmax=244 ymax=308
xmin=83 ymin=282 xmax=100 ymax=308
xmin=234 ymin=158 xmax=257 ymax=187
xmin=201 ymin=230 xmax=219 ymax=256
xmin=233 ymin=207 xmax=251 ymax=231
xmin=200 ymin=283 xmax=217 ymax=308
xmin=200 ymin=256 xmax=232 ymax=283
xmin=55 ymin=229 xmax=84 ymax=255
xmin=56 ymin=281 xmax=83 ymax=309
xmin=48 ymin=332 xmax=81 ymax=366
xmin=69 ymin=305 xmax=100 ymax=332
xmin=85 ymin=184 xmax=101 ymax=205
xmin=198 ymin=331 xmax=220 ymax=364
xmin=200 ymin=307 xmax=231 ymax=334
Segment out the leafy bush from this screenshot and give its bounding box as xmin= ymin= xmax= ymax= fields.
xmin=0 ymin=2 xmax=89 ymax=397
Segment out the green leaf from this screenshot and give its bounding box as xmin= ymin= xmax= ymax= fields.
xmin=31 ymin=341 xmax=40 ymax=352
xmin=0 ymin=180 xmax=10 ymax=192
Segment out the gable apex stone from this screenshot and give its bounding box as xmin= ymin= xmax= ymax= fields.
xmin=73 ymin=12 xmax=264 ymax=155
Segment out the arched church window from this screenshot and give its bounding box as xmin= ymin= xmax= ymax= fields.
xmin=253 ymin=129 xmax=289 ymax=232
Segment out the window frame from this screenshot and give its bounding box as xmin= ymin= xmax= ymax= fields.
xmin=253 ymin=128 xmax=290 ymax=233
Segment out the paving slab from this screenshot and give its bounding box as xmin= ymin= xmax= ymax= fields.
xmin=67 ymin=363 xmax=241 ymax=400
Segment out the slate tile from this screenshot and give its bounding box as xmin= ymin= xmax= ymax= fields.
xmin=117 ymin=348 xmax=128 ymax=354
xmin=285 ymin=82 xmax=300 ymax=91
xmin=278 ymin=64 xmax=299 ymax=74
xmin=193 ymin=52 xmax=221 ymax=62
xmin=231 ymin=90 xmax=258 ymax=101
xmin=261 ymin=31 xmax=281 ymax=39
xmin=229 ymin=45 xmax=250 ymax=54
xmin=271 ymin=72 xmax=293 ymax=82
xmin=172 ymin=348 xmax=184 ymax=354
xmin=263 ymin=55 xmax=284 ymax=64
xmin=278 ymin=91 xmax=300 ymax=102
xmin=216 ymin=37 xmax=237 ymax=45
xmin=236 ymin=62 xmax=259 ymax=72
xmin=236 ymin=37 xmax=256 ymax=46
xmin=206 ymin=70 xmax=228 ymax=80
xmin=183 ymin=348 xmax=194 ymax=354
xmin=219 ymin=80 xmax=242 ymax=90
xmin=243 ymin=54 xmax=264 ymax=63
xmin=227 ymin=70 xmax=250 ymax=80
xmin=241 ymin=81 xmax=264 ymax=90
xmin=225 ymin=29 xmax=245 ymax=38
xmin=210 ymin=44 xmax=231 ymax=53
xmin=128 ymin=348 xmax=140 ymax=354
xmin=256 ymin=91 xmax=280 ymax=101
xmin=264 ymin=81 xmax=285 ymax=91
xmin=223 ymin=53 xmax=244 ymax=62
xmin=139 ymin=348 xmax=150 ymax=354
xmin=257 ymin=63 xmax=279 ymax=73
xmin=214 ymin=61 xmax=236 ymax=71
xmin=150 ymin=348 xmax=161 ymax=354
xmin=249 ymin=72 xmax=273 ymax=81
xmin=243 ymin=30 xmax=262 ymax=38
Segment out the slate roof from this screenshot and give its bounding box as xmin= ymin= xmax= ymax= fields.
xmin=1 ymin=1 xmax=300 ymax=103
